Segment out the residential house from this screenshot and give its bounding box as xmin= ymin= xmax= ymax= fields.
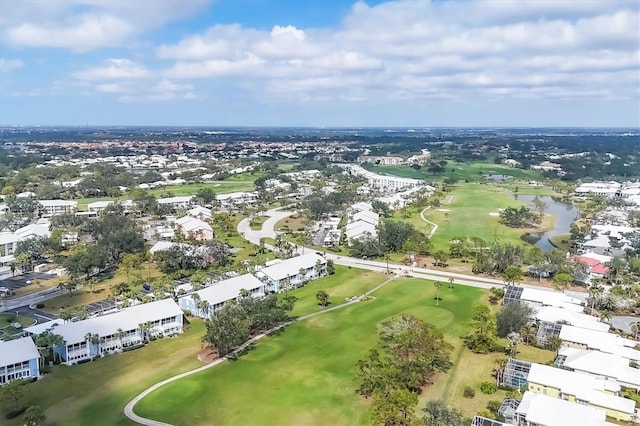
xmin=0 ymin=337 xmax=40 ymax=385
xmin=51 ymin=299 xmax=184 ymax=365
xmin=157 ymin=196 xmax=194 ymax=209
xmin=255 ymin=253 xmax=327 ymax=292
xmin=559 ymin=325 xmax=640 ymax=362
xmin=0 ymin=232 xmax=20 ymax=264
xmin=504 ymin=286 xmax=584 ymax=312
xmin=178 ymin=274 xmax=266 ymax=318
xmin=555 ymin=347 xmax=640 ymax=391
xmin=38 ymin=200 xmax=77 ymax=217
xmin=526 ymin=363 xmax=635 ymax=422
xmin=175 ymin=216 xmax=214 ymax=241
xmin=514 ymin=392 xmax=618 ymax=426
xmin=187 ymin=206 xmax=212 ymax=220
xmin=216 ymin=192 xmax=258 ymax=210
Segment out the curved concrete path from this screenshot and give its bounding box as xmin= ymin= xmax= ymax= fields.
xmin=124 ymin=276 xmax=397 ymax=425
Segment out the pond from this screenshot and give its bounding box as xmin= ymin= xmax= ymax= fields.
xmin=512 ymin=194 xmax=578 ymax=251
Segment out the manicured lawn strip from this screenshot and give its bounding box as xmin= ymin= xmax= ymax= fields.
xmin=287 ymin=265 xmax=389 ymax=317
xmin=134 ymin=279 xmax=486 ymax=425
xmin=249 ymin=215 xmax=268 ymax=230
xmin=9 ymin=320 xmax=207 ymax=426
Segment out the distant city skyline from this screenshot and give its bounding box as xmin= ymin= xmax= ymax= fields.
xmin=1 ymin=0 xmax=639 ymax=127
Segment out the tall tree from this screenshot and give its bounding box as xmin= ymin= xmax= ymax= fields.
xmin=496 ymin=302 xmax=531 ymax=338
xmin=370 ymin=388 xmax=418 ymax=426
xmin=422 ymin=400 xmax=464 ymax=426
xmin=433 ymin=281 xmax=443 ymax=305
xmin=552 ymin=273 xmax=572 ymax=292
xmin=465 ymin=305 xmax=498 ymax=354
xmin=316 ymin=290 xmax=330 ymax=307
xmin=502 ymin=266 xmax=523 ymax=287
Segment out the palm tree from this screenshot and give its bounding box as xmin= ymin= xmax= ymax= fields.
xmin=520 ymin=323 xmax=537 ymax=345
xmin=434 ymin=281 xmax=443 ymax=305
xmin=587 ymin=282 xmax=604 ymax=314
xmin=492 ymin=357 xmax=508 ymax=386
xmin=197 ymin=299 xmax=210 ymax=317
xmin=115 ymin=328 xmax=125 ymax=348
xmin=546 ymin=335 xmax=563 ymax=355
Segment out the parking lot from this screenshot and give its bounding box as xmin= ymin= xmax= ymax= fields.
xmin=86 ymin=299 xmax=119 ymax=315
xmin=0 ymin=272 xmax=57 ymax=291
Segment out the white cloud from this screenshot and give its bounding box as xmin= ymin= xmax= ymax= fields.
xmin=0 ymin=58 xmax=23 ymax=73
xmin=1 ymin=0 xmax=211 ymax=52
xmin=152 ymin=0 xmax=639 ymax=105
xmin=73 ymin=59 xmax=149 ymax=80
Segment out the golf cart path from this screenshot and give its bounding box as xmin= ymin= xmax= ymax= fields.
xmin=123 ymin=276 xmax=397 ymax=425
xmin=420 ymin=195 xmax=454 ymax=239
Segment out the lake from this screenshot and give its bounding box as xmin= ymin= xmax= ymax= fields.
xmin=512 ymin=194 xmax=578 ymax=251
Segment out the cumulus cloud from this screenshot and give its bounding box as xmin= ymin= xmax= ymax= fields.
xmin=1 ymin=0 xmax=211 ymax=52
xmin=151 ymin=0 xmax=639 ymax=104
xmin=0 ymin=58 xmax=23 ymax=73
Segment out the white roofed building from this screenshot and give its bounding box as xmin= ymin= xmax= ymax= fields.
xmin=175 ymin=216 xmax=214 ymax=241
xmin=555 ymin=347 xmax=640 ymax=391
xmin=157 ymin=196 xmax=194 ymax=209
xmin=51 ymin=299 xmax=184 ymax=365
xmin=559 ymin=324 xmax=640 ymax=361
xmin=0 ymin=337 xmax=40 ymax=385
xmin=38 ymin=199 xmax=77 ymax=217
xmin=255 ymin=253 xmax=327 ymax=293
xmin=514 ymin=392 xmax=618 ymax=426
xmin=178 ymin=274 xmax=266 ymax=318
xmin=526 ymin=363 xmax=635 ymax=422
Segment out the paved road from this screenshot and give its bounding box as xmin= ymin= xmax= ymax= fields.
xmin=123 ymin=275 xmax=398 ymax=425
xmin=0 ymin=287 xmax=63 ymax=313
xmin=237 ymin=207 xmax=561 ymax=292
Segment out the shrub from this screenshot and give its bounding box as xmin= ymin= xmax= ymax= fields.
xmin=3 ymin=407 xmax=27 ymax=420
xmin=35 ymin=303 xmax=45 ymax=309
xmin=480 ymin=381 xmax=497 ymax=394
xmin=463 ymin=386 xmax=475 ymax=398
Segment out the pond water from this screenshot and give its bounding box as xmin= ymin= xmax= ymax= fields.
xmin=512 ymin=194 xmax=578 ymax=251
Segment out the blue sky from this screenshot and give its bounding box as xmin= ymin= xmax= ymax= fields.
xmin=0 ymin=0 xmax=639 ymax=127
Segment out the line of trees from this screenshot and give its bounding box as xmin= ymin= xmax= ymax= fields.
xmin=201 ymin=292 xmax=297 ymax=357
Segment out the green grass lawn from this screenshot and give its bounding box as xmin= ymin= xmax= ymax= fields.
xmin=368 ymin=162 xmax=542 ymax=182
xmin=286 ymin=266 xmax=389 ymax=317
xmin=39 ymin=262 xmax=163 ymax=314
xmin=9 ymin=320 xmax=207 ymax=426
xmin=134 ymin=278 xmax=552 ymax=425
xmin=421 ymin=184 xmax=556 ymax=252
xmin=0 ymin=312 xmax=35 ymax=329
xmin=148 ymin=182 xmax=255 ymax=198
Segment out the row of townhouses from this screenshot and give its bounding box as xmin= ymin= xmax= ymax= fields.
xmin=2 ymin=253 xmax=327 ymax=375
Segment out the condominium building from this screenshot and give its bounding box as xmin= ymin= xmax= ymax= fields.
xmin=178 ymin=274 xmax=267 ymax=318
xmin=51 ymin=299 xmax=184 ymax=365
xmin=0 ymin=337 xmax=40 ymax=385
xmin=38 ymin=199 xmax=78 ymax=217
